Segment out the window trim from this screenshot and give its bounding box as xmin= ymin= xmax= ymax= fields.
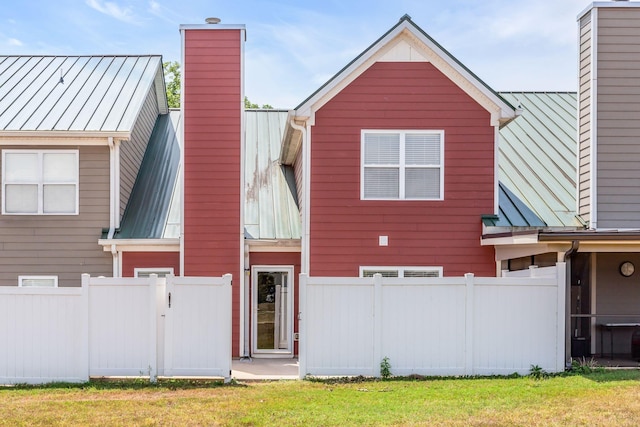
xmin=2 ymin=149 xmax=79 ymax=215
xmin=359 ymin=266 xmax=443 ymax=278
xmin=18 ymin=275 xmax=58 ymax=288
xmin=360 ymin=129 xmax=444 ymax=201
xmin=134 ymin=267 xmax=175 ymax=278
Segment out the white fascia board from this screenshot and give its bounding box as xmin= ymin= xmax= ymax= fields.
xmin=293 ymin=21 xmax=515 ymax=125
xmin=179 ymin=24 xmax=246 ymax=31
xmin=0 ymin=131 xmax=130 ymax=145
xmin=247 ymin=239 xmax=302 ymax=252
xmin=481 ymin=232 xmax=540 ymax=246
xmin=493 ymin=243 xmax=568 ymax=263
xmin=99 ymin=238 xmax=180 ymax=252
xmin=153 ymin=61 xmax=169 ymax=115
xmin=578 ymin=2 xmax=640 ymax=21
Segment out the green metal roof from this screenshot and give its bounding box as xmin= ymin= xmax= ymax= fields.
xmin=497 ymin=92 xmax=581 ymax=228
xmin=115 ymin=110 xmax=181 ymax=239
xmin=490 ymin=182 xmax=547 ymax=227
xmin=245 ymin=110 xmax=301 ymax=240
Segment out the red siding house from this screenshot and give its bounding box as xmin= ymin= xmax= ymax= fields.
xmin=113 ymin=15 xmax=518 ymax=358
xmin=281 ymin=15 xmax=517 ymax=279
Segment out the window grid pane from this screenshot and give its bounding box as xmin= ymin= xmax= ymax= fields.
xmin=363 ymin=270 xmax=399 ymax=278
xmin=405 ymin=168 xmax=440 ymax=199
xmin=21 ymin=277 xmax=57 ymax=287
xmin=5 ymin=184 xmax=38 ymax=213
xmin=405 ymin=133 xmax=441 ymax=165
xmin=43 ymin=153 xmax=77 ymax=182
xmin=364 ymin=168 xmax=399 ymax=199
xmin=5 ymin=153 xmax=38 ymax=181
xmin=362 ymin=131 xmax=442 ymax=200
xmin=43 ymin=185 xmax=76 ymax=213
xmin=364 ymin=133 xmax=400 ymax=165
xmin=404 ymin=270 xmax=441 ymax=278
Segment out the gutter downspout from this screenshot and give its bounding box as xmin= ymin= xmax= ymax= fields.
xmin=563 ymin=240 xmax=579 ymax=369
xmin=107 ymin=137 xmax=115 ymax=239
xmin=289 ymin=118 xmax=308 ymax=274
xmin=107 ymin=137 xmax=118 ymax=278
xmin=106 ymin=137 xmax=122 ymax=277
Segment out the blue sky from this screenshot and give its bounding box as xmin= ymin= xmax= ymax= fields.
xmin=2 ymin=0 xmax=590 ymax=108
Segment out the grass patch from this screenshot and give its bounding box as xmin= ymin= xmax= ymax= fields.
xmin=2 ymin=371 xmax=640 ymax=426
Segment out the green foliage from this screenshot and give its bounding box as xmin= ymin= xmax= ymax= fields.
xmin=529 ymin=364 xmax=548 ymax=380
xmin=570 ymin=357 xmax=604 ymax=375
xmin=380 ymin=356 xmax=392 ymax=379
xmin=244 ymin=96 xmax=273 ymax=109
xmin=163 ymin=61 xmax=181 ymax=108
xmin=6 ymin=373 xmax=640 ymax=425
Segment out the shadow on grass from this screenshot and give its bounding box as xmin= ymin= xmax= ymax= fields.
xmin=5 ymin=369 xmax=640 ymax=390
xmin=577 ymin=369 xmax=640 ymax=383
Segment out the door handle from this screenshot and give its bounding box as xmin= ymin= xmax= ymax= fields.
xmin=168 ymin=292 xmax=171 ymax=308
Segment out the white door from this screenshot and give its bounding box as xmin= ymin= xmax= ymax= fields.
xmin=251 ymin=266 xmax=294 ymax=356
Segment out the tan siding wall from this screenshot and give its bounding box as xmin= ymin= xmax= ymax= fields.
xmin=596 ymin=8 xmax=640 ymax=228
xmin=0 ymin=145 xmax=111 ymax=287
xmin=578 ymin=12 xmax=592 ymax=222
xmin=119 ymin=86 xmax=159 ymax=218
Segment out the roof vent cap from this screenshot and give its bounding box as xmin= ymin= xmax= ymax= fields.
xmin=205 ymin=17 xmax=221 ymax=24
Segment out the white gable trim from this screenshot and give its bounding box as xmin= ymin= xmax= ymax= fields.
xmin=294 ymin=20 xmax=516 ymax=127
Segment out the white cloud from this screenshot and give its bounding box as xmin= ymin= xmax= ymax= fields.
xmin=7 ymin=38 xmax=23 ymax=47
xmin=85 ymin=0 xmax=139 ymax=25
xmin=487 ymin=0 xmax=586 ymax=46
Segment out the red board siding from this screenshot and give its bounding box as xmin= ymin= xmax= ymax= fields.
xmin=122 ymin=252 xmax=180 ymax=277
xmin=183 ymin=28 xmax=243 ymax=355
xmin=249 ymin=252 xmax=301 ymax=355
xmin=309 ymin=62 xmax=495 ymax=277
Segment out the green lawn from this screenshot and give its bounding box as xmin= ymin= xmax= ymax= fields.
xmin=2 ymin=371 xmax=640 ymax=426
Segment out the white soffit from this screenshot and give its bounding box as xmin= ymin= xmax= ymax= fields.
xmin=294 ymin=20 xmax=515 ymax=125
xmin=378 ymin=37 xmax=428 ymax=62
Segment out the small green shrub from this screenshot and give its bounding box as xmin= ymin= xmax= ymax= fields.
xmin=570 ymin=357 xmax=603 ymax=374
xmin=529 ymin=364 xmax=548 ymax=380
xmin=380 ymin=357 xmax=392 ymax=380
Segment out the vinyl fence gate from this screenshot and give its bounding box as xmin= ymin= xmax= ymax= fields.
xmin=0 ymin=274 xmax=232 ymax=384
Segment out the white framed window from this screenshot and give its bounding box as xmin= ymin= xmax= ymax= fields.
xmin=19 ymin=275 xmax=58 ymax=287
xmin=2 ymin=150 xmax=79 ymax=215
xmin=359 ymin=266 xmax=443 ymax=278
xmin=134 ymin=268 xmax=174 ymax=278
xmin=361 ymin=130 xmax=443 ymax=200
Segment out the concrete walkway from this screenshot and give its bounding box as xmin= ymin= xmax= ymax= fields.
xmin=232 ymin=358 xmax=299 ymax=380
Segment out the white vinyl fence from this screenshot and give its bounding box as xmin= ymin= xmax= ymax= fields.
xmin=299 ymin=263 xmax=566 ymax=378
xmin=0 ymin=274 xmax=232 ymax=384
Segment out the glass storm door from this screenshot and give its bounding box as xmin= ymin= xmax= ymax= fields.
xmin=251 ymin=267 xmax=294 ymax=355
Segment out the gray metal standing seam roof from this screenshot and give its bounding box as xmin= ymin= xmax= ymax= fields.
xmin=497 ymin=92 xmax=581 ymax=228
xmin=245 ymin=110 xmax=301 ymax=240
xmin=114 ymin=110 xmax=181 ymax=239
xmin=0 ymin=55 xmax=167 ymax=132
xmin=116 ymin=109 xmax=301 ymax=241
